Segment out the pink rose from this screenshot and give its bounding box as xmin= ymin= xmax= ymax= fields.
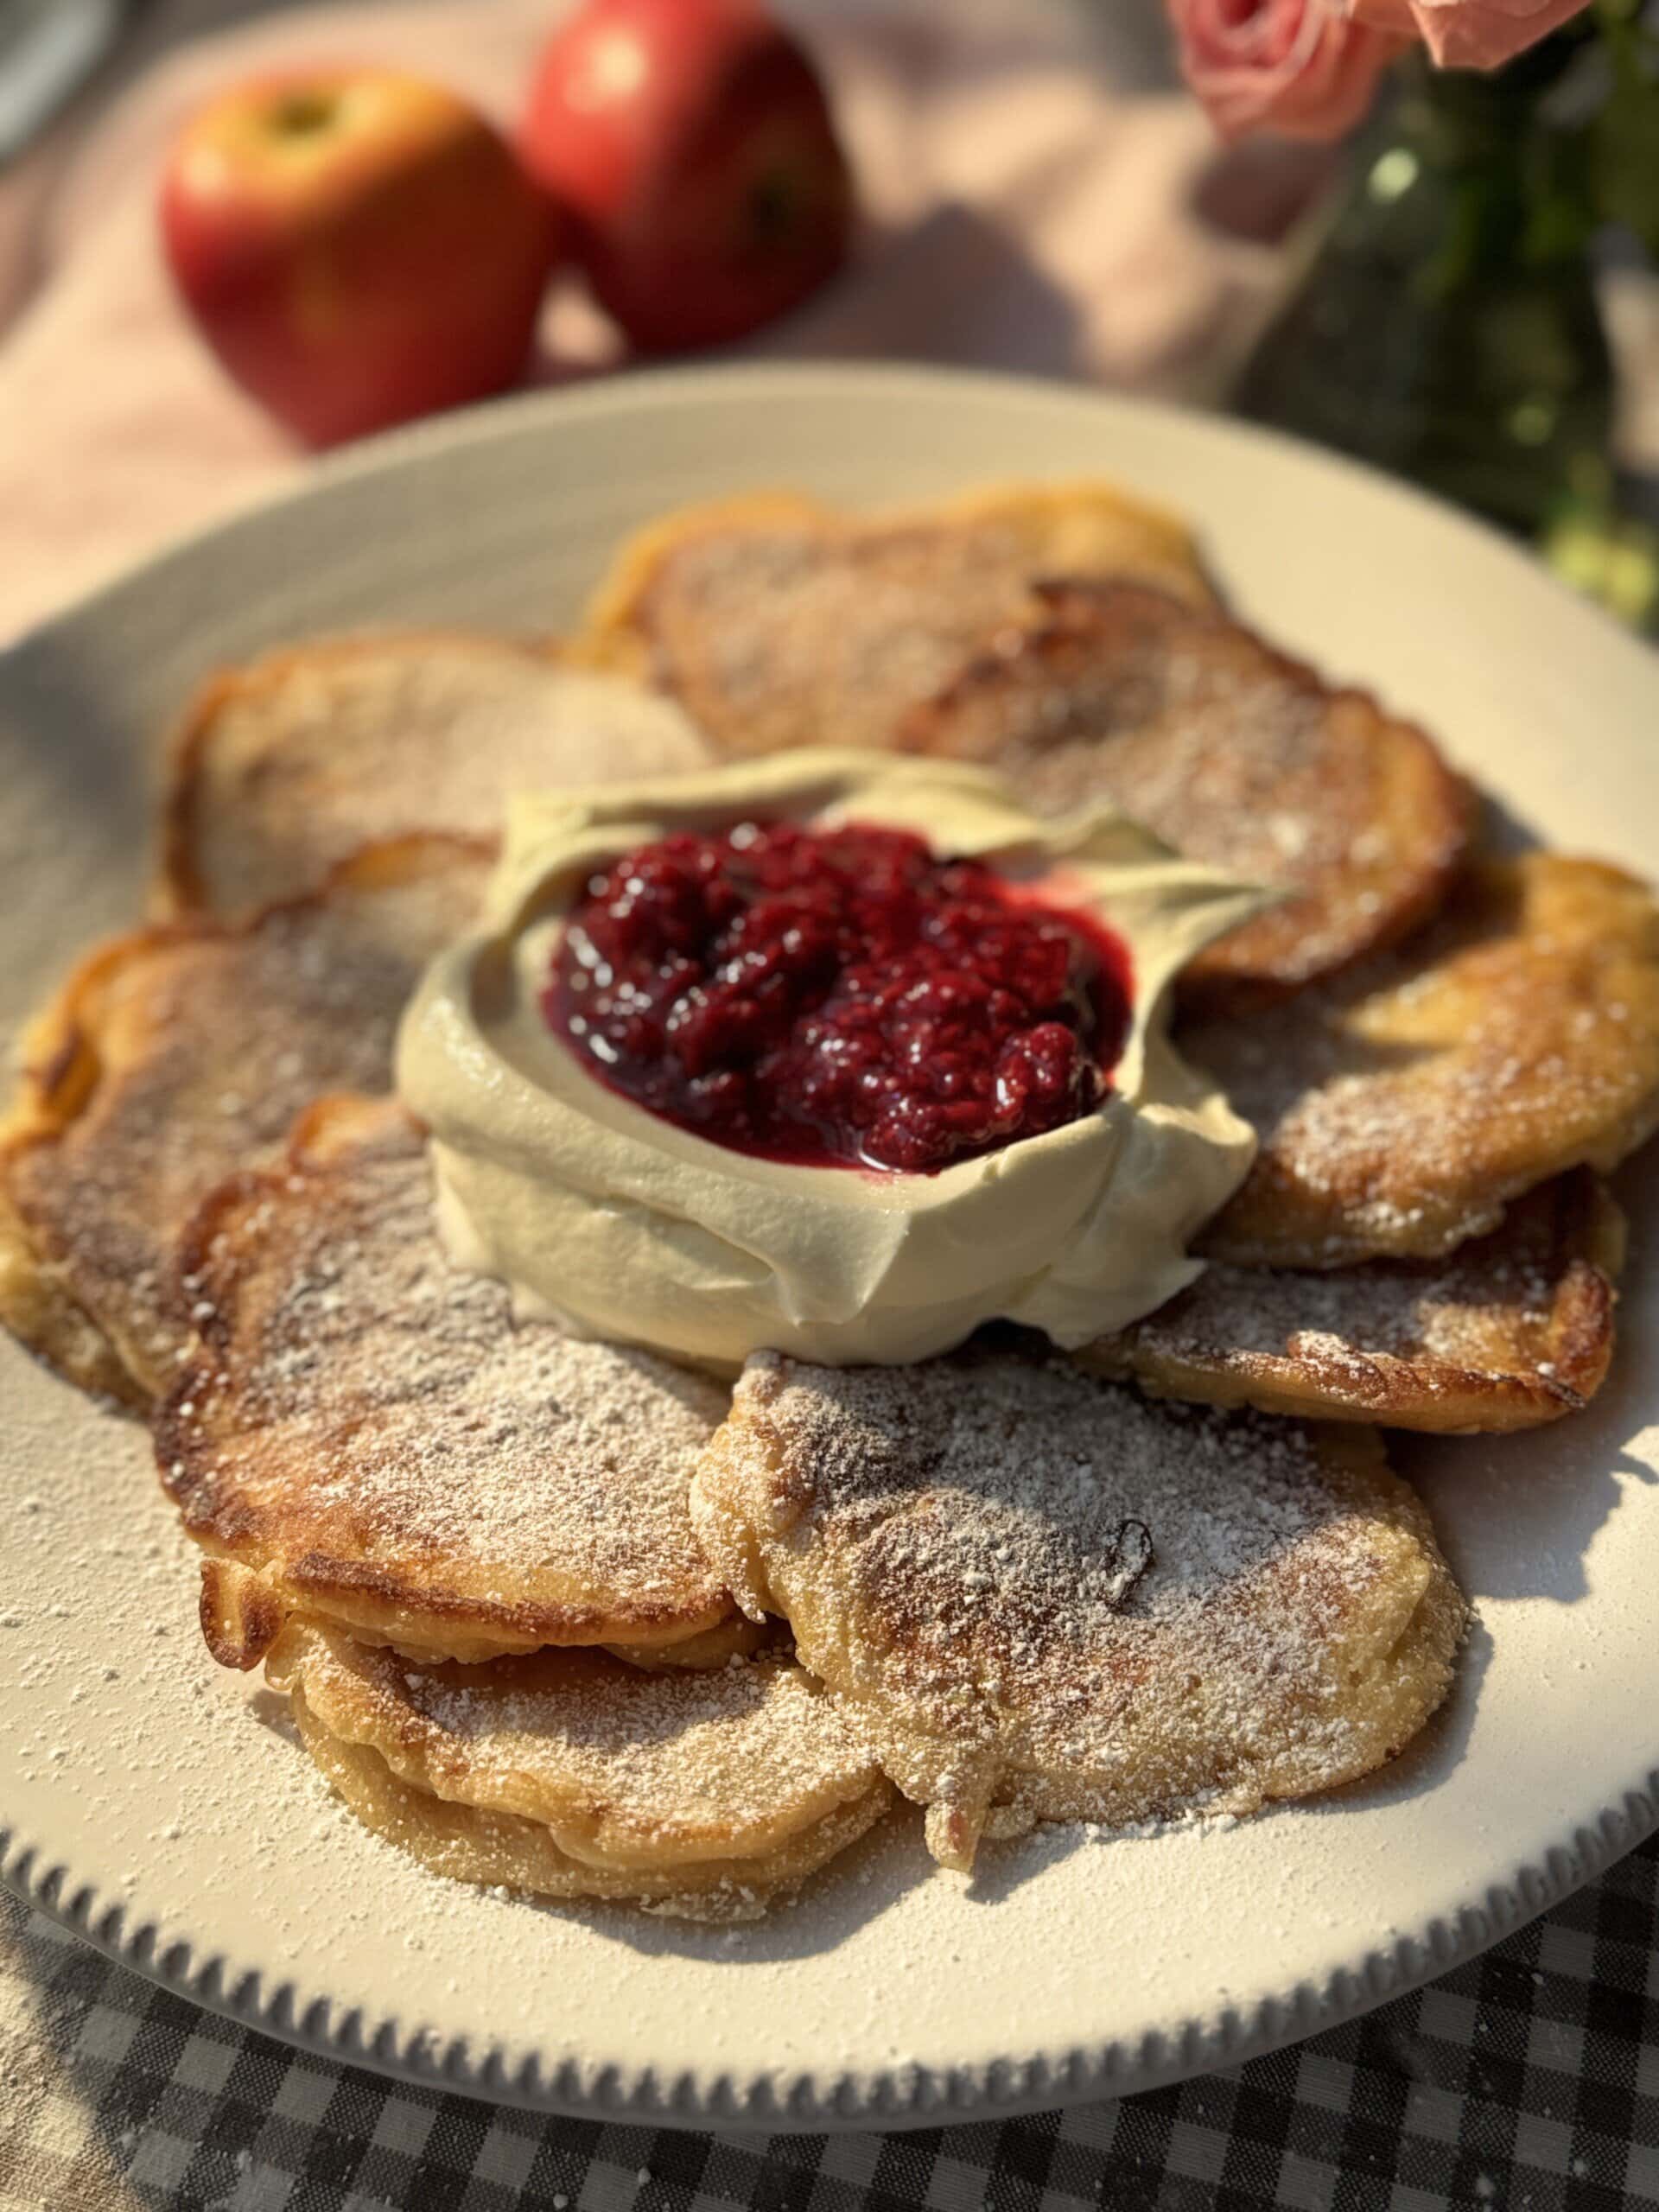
xmin=1349 ymin=0 xmax=1592 ymax=68
xmin=1169 ymin=0 xmax=1409 ymax=143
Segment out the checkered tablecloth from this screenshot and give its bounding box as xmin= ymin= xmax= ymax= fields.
xmin=3 ymin=1844 xmax=1656 ymax=2212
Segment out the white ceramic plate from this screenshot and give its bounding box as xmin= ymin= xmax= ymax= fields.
xmin=3 ymin=365 xmax=1657 ymax=2131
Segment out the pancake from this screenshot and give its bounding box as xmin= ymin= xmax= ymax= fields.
xmin=897 ymin=582 xmax=1474 ymax=1007
xmin=1189 ymin=855 xmax=1659 ymax=1268
xmin=0 ymin=835 xmax=489 ymax=1406
xmin=160 ymin=634 xmax=712 ymax=918
xmin=571 ymin=481 xmax=1214 ymax=758
xmin=692 ymin=1349 xmax=1464 ymax=1871
xmin=270 ymin=1618 xmax=893 ymax=1921
xmin=1081 ymin=1171 xmax=1624 ymax=1433
xmin=162 ymin=1096 xmax=741 ymax=1666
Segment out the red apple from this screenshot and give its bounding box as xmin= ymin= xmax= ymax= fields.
xmin=520 ymin=0 xmax=851 ymax=353
xmin=161 ymin=71 xmax=558 ymax=447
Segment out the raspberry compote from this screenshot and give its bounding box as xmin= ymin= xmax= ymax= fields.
xmin=543 ymin=819 xmax=1133 ymax=1174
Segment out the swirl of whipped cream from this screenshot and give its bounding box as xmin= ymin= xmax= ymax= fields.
xmin=397 ymin=749 xmax=1271 ymax=1370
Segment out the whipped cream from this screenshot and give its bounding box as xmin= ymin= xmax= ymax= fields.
xmin=397 ymin=750 xmax=1271 ymax=1369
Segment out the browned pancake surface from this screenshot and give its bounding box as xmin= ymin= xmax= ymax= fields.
xmin=573 ymin=484 xmax=1213 ymax=758
xmin=161 ymin=634 xmax=711 ymax=917
xmin=1082 ymin=1171 xmax=1624 ymax=1433
xmin=271 ymin=1618 xmax=893 ymax=1919
xmin=1 ymin=836 xmax=488 ymax=1402
xmin=1188 ymin=855 xmax=1659 ymax=1268
xmin=898 ymin=582 xmax=1473 ymax=1005
xmin=162 ymin=1098 xmax=737 ymax=1665
xmin=693 ymin=1350 xmax=1463 ymax=1870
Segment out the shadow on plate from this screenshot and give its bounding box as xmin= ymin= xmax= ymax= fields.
xmin=1399 ymin=1141 xmax=1659 ymax=1609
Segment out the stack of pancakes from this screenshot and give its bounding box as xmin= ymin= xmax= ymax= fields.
xmin=5 ymin=482 xmax=1656 ymax=1912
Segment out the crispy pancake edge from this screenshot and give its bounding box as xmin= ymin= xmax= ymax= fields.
xmin=155 ymin=630 xmax=550 ymax=918
xmin=897 ymin=580 xmax=1478 ymax=1009
xmin=289 ymin=1682 xmax=893 ymax=1921
xmin=0 ymin=835 xmax=493 ymax=1408
xmin=269 ymin=1618 xmax=892 ymax=1872
xmin=693 ymin=1357 xmax=1467 ymax=1869
xmin=1080 ymin=1171 xmax=1626 ymax=1433
xmin=162 ymin=1095 xmax=741 ymax=1669
xmin=568 ymin=478 xmax=1216 ymax=685
xmin=567 ymin=491 xmax=836 ymax=677
xmin=0 ymin=931 xmax=171 ymax=1406
xmin=1191 ymin=854 xmax=1659 ymax=1268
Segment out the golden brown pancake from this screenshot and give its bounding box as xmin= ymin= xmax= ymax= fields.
xmin=1189 ymin=855 xmax=1659 ymax=1268
xmin=571 ymin=482 xmax=1214 ymax=758
xmin=1081 ymin=1171 xmax=1624 ymax=1433
xmin=0 ymin=835 xmax=489 ymax=1406
xmin=271 ymin=1618 xmax=893 ymax=1921
xmin=693 ymin=1349 xmax=1464 ymax=1871
xmin=162 ymin=1097 xmax=741 ymax=1667
xmin=897 ymin=582 xmax=1474 ymax=1007
xmin=159 ymin=633 xmax=712 ymax=918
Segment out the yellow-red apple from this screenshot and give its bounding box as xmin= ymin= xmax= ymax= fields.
xmin=520 ymin=0 xmax=851 ymax=353
xmin=161 ymin=71 xmax=557 ymax=447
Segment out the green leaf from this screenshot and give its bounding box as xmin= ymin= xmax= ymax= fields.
xmin=1522 ymin=120 xmax=1598 ymax=264
xmin=1541 ymin=503 xmax=1659 ymax=632
xmin=1590 ymin=21 xmax=1659 ymax=246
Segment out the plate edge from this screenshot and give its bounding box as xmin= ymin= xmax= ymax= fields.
xmin=7 ymin=361 xmax=1654 ymax=680
xmin=4 ymin=359 xmax=1658 ymax=2128
xmin=5 ymin=1772 xmax=1657 ymax=2130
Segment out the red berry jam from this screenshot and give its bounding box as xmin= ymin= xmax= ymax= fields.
xmin=543 ymin=820 xmax=1132 ymax=1174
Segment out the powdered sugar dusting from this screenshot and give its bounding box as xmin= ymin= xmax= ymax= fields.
xmin=1188 ymin=856 xmax=1659 ymax=1267
xmin=899 ymin=582 xmax=1469 ymax=996
xmin=638 ymin=510 xmax=1197 ymax=758
xmin=6 ymin=842 xmax=488 ymax=1390
xmin=288 ymin=1626 xmax=881 ymax=1847
xmin=187 ymin=645 xmax=713 ymax=913
xmin=1099 ymin=1170 xmax=1617 ymax=1421
xmin=736 ymin=1349 xmax=1357 ymax=1636
xmin=162 ymin=1109 xmax=733 ymax=1648
xmin=698 ymin=1350 xmax=1463 ymax=1859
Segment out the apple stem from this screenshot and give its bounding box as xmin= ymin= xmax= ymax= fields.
xmin=270 ymin=92 xmax=339 ymax=138
xmin=748 ymin=169 xmax=801 ymax=244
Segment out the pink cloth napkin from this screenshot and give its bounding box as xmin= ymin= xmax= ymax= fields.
xmin=0 ymin=0 xmax=1289 ymax=640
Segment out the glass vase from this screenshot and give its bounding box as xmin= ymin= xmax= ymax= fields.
xmin=1232 ymin=44 xmax=1615 ymax=541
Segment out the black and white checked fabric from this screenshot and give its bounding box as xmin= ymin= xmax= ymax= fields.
xmin=4 ymin=1841 xmax=1658 ymax=2212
